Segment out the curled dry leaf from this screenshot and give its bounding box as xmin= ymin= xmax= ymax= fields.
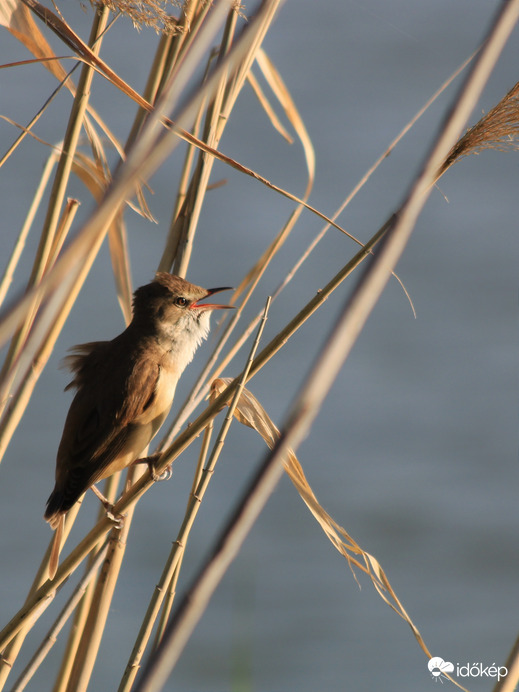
xmin=210 ymin=377 xmax=367 ymax=575
xmin=210 ymin=377 xmax=431 ymax=658
xmin=255 ymin=47 xmax=315 ymax=199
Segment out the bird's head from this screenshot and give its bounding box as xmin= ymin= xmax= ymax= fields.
xmin=132 ymin=273 xmax=234 ymax=366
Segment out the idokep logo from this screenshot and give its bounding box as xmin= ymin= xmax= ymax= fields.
xmin=427 ymin=656 xmax=508 ymax=684
xmin=428 ymin=657 xmax=454 ymax=683
xmin=457 ymin=662 xmax=508 ymax=682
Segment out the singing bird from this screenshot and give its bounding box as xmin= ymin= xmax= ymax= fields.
xmin=44 ymin=273 xmax=233 ymax=578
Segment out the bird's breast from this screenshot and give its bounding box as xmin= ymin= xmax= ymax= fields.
xmin=135 ymin=363 xmax=179 ymax=428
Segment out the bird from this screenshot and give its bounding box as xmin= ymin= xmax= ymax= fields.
xmin=44 ymin=272 xmax=233 ymax=578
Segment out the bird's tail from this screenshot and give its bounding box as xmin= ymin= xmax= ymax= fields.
xmin=48 ymin=514 xmax=64 ymax=580
xmin=45 ymin=487 xmax=67 ymax=579
xmin=44 ymin=486 xmax=66 ymax=528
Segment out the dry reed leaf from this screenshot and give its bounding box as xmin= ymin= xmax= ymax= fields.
xmin=210 ymin=377 xmax=432 ymax=659
xmin=14 ymin=0 xmax=178 ymax=103
xmin=72 ymin=153 xmax=133 ymax=322
xmin=0 ymin=0 xmax=128 ymax=175
xmin=72 ymin=152 xmax=108 ymax=200
xmin=439 ymin=79 xmax=519 ymax=177
xmin=233 ymin=48 xmax=316 ymax=301
xmin=73 ymin=149 xmax=153 ymax=222
xmin=247 ymin=70 xmax=294 ymax=143
xmin=255 ymin=47 xmax=315 ymax=199
xmin=210 ymin=379 xmax=366 ymax=574
xmin=16 ymin=0 xmax=354 ymax=244
xmin=107 ymin=213 xmax=133 ymax=324
xmin=0 ymin=0 xmax=68 ymax=83
xmin=2 ymin=0 xmax=169 ymax=220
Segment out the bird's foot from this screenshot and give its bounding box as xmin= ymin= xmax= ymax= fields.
xmin=133 ymin=453 xmax=172 ymax=481
xmin=91 ymin=485 xmax=125 ymax=529
xmin=149 ymin=458 xmax=172 ymax=482
xmin=105 ymin=507 xmax=125 ymax=530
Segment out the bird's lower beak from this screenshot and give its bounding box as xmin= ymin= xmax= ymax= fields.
xmin=192 ymin=286 xmax=235 ymax=311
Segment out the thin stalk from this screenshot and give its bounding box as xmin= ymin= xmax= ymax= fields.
xmin=157 ymin=297 xmax=271 ymax=631
xmin=153 ymin=392 xmax=220 ymax=648
xmin=9 ymin=540 xmax=110 ymax=692
xmin=118 ymin=298 xmax=270 ymax=692
xmin=52 ymin=472 xmax=123 ymax=692
xmin=0 ymin=63 xmax=78 ymax=171
xmin=151 ymin=421 xmax=213 ymax=648
xmin=0 ymin=156 xmax=56 ymax=308
xmin=0 ymin=6 xmax=111 ymax=467
xmin=161 ymin=4 xmax=228 ymax=245
xmin=166 ymin=96 xmax=205 ymax=248
xmin=158 ymin=70 xmax=211 ymax=274
xmin=116 ymin=426 xmax=214 ymax=692
xmin=0 ymin=501 xmax=81 ymax=692
xmin=65 ymin=491 xmax=140 ymax=692
xmin=1 ymin=6 xmax=111 ymax=378
xmin=156 ymin=0 xmax=212 ymax=97
xmin=123 ymin=0 xmax=205 ymax=166
xmin=52 ymin=565 xmax=97 ymax=692
xmin=124 ymin=32 xmax=172 ymax=150
xmin=45 ymin=199 xmax=80 ymax=272
xmin=0 ymin=199 xmax=80 ymax=461
xmin=170 ymin=9 xmax=238 ymax=277
xmin=160 ymin=5 xmax=241 ymax=276
xmin=493 ymin=634 xmax=519 ymax=692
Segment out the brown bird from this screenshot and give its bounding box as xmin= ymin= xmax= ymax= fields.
xmin=44 ymin=273 xmax=233 ymax=578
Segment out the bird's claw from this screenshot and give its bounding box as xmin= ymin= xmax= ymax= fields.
xmin=149 ymin=461 xmax=172 ymax=482
xmin=104 ymin=503 xmax=125 ymax=529
xmin=141 ymin=452 xmax=172 ymax=481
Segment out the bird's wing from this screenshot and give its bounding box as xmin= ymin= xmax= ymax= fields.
xmin=61 ymin=341 xmax=106 ymax=391
xmin=54 ymin=346 xmax=160 ymax=504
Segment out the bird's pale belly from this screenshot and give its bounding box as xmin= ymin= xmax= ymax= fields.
xmin=96 ymin=405 xmax=171 ymax=481
xmin=95 ymin=368 xmax=178 ymax=482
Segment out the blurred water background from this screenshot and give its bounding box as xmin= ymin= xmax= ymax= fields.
xmin=1 ymin=1 xmax=518 ymax=690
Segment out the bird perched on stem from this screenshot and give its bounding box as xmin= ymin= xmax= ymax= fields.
xmin=44 ymin=273 xmax=234 ymax=578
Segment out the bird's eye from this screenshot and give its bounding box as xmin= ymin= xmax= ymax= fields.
xmin=175 ymin=296 xmax=188 ymax=307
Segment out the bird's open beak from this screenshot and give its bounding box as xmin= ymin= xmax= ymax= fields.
xmin=192 ymin=286 xmax=235 ymax=311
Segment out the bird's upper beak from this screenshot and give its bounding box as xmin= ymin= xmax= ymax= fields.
xmin=191 ymin=286 xmax=235 ymax=311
